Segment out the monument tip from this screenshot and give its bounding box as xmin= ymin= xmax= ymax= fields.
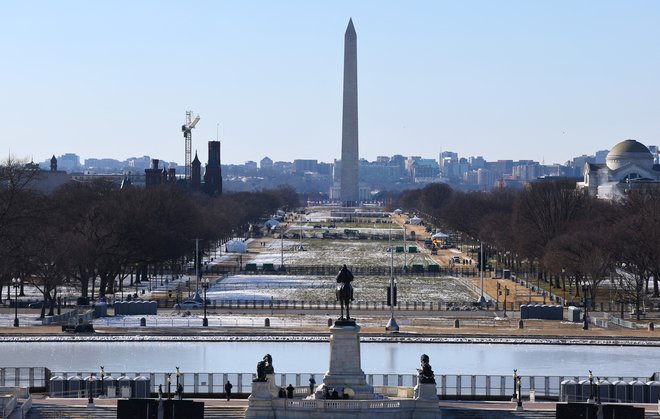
xmin=346 ymin=18 xmax=356 ymax=35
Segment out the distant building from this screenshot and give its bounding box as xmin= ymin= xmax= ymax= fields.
xmin=469 ymin=156 xmax=486 ymax=170
xmin=512 ymin=161 xmax=540 ymax=181
xmin=144 ymin=159 xmax=176 ymax=188
xmin=203 ymin=141 xmax=222 ymax=195
xmin=84 ymin=158 xmax=123 ymax=173
xmin=571 ymin=155 xmax=595 ymax=177
xmin=477 ymin=168 xmax=494 ymax=189
xmin=578 ymin=139 xmax=660 ymax=199
xmin=594 ymin=150 xmax=609 ymax=164
xmin=273 ymin=161 xmax=292 ymax=174
xmin=411 ymin=158 xmax=440 ymax=179
xmin=144 ymin=159 xmax=163 ymax=187
xmin=191 ymin=152 xmax=201 ymax=191
xmin=126 ymin=156 xmax=153 ymax=172
xmin=14 ymin=156 xmax=71 ymax=193
xmin=293 ymin=159 xmax=318 ymax=174
xmin=58 ymin=153 xmax=81 ymax=172
xmin=245 ymin=161 xmax=258 ymax=172
xmin=260 ymin=156 xmax=273 ymax=171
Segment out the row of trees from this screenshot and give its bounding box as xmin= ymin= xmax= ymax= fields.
xmin=0 ymin=159 xmax=298 ymax=317
xmin=393 ymin=180 xmax=660 ymax=319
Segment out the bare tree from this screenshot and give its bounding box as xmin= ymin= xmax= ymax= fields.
xmin=0 ymin=157 xmax=43 ymax=300
xmin=512 ymin=180 xmax=594 ymax=261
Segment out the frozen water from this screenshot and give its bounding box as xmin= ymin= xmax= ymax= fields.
xmin=1 ymin=338 xmax=659 ymax=377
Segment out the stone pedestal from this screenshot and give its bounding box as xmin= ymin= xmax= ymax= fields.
xmin=413 ymin=383 xmax=440 ymax=418
xmin=245 ymin=381 xmax=275 ymax=419
xmin=414 ymin=383 xmax=437 ymax=400
xmin=321 ymin=322 xmax=375 ymax=399
xmin=265 ymin=374 xmax=279 ymax=397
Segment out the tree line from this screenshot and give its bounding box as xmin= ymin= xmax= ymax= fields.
xmin=0 ymin=158 xmax=298 ymax=317
xmin=391 ymin=180 xmax=660 ymax=319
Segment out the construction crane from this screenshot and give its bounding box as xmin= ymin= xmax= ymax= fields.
xmin=181 ymin=111 xmax=200 ymax=183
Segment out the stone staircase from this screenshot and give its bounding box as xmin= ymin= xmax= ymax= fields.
xmin=26 ymin=404 xmax=116 ymax=418
xmin=205 ymin=405 xmax=246 ymax=418
xmin=23 ymin=403 xmax=246 ymax=418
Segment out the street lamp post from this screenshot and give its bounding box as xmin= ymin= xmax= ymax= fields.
xmin=516 ymin=376 xmax=523 ymax=411
xmin=385 ymin=229 xmax=399 ymax=332
xmin=511 ymin=369 xmax=518 ymax=402
xmin=280 ymin=227 xmax=284 ymax=270
xmin=202 ymin=278 xmax=209 ymax=327
xmin=583 ymin=286 xmax=589 ymax=330
xmin=100 ymin=366 xmax=105 ymax=398
xmin=194 ymin=238 xmax=202 ymax=294
xmin=588 ymin=370 xmax=594 ymax=403
xmin=477 ymin=241 xmax=486 ymax=305
xmin=176 ymin=367 xmax=180 ymax=399
xmin=12 ymin=278 xmax=21 ymax=327
xmin=561 ymin=269 xmax=566 ymax=305
xmin=167 ymin=373 xmax=172 ymax=400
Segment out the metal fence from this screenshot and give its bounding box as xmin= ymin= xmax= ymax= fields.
xmin=203 ymin=265 xmax=481 ymax=277
xmin=24 ymin=370 xmax=649 ymax=400
xmin=93 ymin=314 xmax=514 ymax=330
xmin=148 ymin=298 xmax=496 ymax=311
xmin=0 ymin=368 xmax=49 ymax=389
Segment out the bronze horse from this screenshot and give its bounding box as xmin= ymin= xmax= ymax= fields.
xmin=336 ymin=265 xmax=354 ymax=320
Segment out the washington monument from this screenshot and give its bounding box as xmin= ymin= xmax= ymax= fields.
xmin=340 ymin=18 xmax=359 ymax=206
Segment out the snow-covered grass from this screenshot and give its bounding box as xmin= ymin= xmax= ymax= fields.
xmin=248 ymin=238 xmax=434 ymax=267
xmin=213 ymin=216 xmax=475 ymax=303
xmin=209 ymin=274 xmax=476 ymax=303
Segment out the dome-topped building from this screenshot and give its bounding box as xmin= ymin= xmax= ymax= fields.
xmin=606 ymin=139 xmax=654 ymax=171
xmin=578 ymin=139 xmax=660 ymax=199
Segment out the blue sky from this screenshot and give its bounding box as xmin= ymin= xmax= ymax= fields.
xmin=2 ymin=1 xmax=660 ymax=166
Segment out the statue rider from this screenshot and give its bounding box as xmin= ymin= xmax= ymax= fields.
xmin=336 ymin=265 xmax=354 ymax=320
xmin=336 ymin=264 xmax=354 ymax=300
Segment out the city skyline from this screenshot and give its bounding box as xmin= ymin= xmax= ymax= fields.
xmin=3 ymin=1 xmax=660 ymax=166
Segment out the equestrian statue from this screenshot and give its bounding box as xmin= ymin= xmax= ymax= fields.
xmin=335 ymin=264 xmax=354 ymax=321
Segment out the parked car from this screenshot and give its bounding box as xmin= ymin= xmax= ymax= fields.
xmin=175 ymin=300 xmax=203 ymax=309
xmin=451 ymin=256 xmax=462 ymax=263
xmin=28 ymin=301 xmax=45 ymax=308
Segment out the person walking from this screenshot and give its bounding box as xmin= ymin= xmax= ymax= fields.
xmin=224 ymin=380 xmax=233 ymax=401
xmin=176 ymin=383 xmax=183 ymax=400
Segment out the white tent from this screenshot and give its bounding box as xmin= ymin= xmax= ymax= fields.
xmin=225 ymin=240 xmax=248 ymax=253
xmin=409 ymin=216 xmax=422 ymax=225
xmin=264 ymin=219 xmax=280 ymax=229
xmin=432 ymin=232 xmax=449 ymax=239
xmin=393 ymin=209 xmax=403 ymax=215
